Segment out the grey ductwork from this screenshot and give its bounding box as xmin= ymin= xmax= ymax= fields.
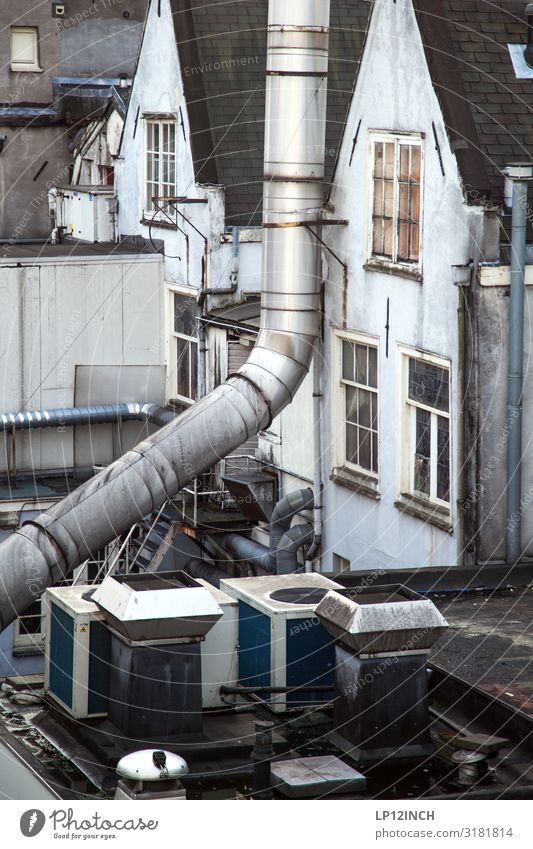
xmin=276 ymin=523 xmax=314 ymax=574
xmin=269 ymin=488 xmax=314 ymax=551
xmin=0 ymin=0 xmax=330 ymax=631
xmin=0 ymin=404 xmax=176 ymax=432
xmin=223 ymin=487 xmax=315 ymax=574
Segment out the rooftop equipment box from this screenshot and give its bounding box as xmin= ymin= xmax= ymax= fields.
xmin=220 ymin=574 xmax=343 ymax=712
xmin=196 ymin=579 xmax=238 ymax=709
xmin=43 ymin=585 xmax=110 ymax=720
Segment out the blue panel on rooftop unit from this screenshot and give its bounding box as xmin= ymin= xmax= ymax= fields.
xmin=238 ymin=601 xmax=271 ymax=688
xmin=49 ymin=603 xmax=74 ymax=709
xmin=285 ymin=616 xmax=334 ymax=703
xmin=88 ymin=621 xmax=110 ymax=714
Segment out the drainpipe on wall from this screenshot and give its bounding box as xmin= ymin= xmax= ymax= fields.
xmin=504 ymin=162 xmax=533 ymax=565
xmin=305 ymin=345 xmax=323 ymax=571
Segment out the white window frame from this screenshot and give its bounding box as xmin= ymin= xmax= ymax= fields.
xmin=367 ymin=131 xmax=424 ymax=273
xmin=332 ymin=329 xmax=380 ymax=488
xmin=10 ymin=27 xmax=42 ymax=73
xmin=398 ymin=345 xmax=451 ymax=510
xmin=166 ymin=287 xmax=198 ymax=405
xmin=144 ymin=117 xmax=177 ymax=217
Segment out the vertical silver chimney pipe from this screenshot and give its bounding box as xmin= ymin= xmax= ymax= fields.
xmin=0 ymin=0 xmax=331 ymax=631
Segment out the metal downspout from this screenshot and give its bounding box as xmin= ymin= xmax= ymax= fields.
xmin=305 ymin=344 xmax=323 ymax=571
xmin=505 ymin=164 xmax=533 ymax=565
xmin=0 ymin=0 xmax=331 ymax=631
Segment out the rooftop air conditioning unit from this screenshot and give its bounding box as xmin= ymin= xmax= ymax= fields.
xmin=220 ymin=574 xmax=343 ymax=712
xmin=196 ymin=579 xmax=238 ymax=709
xmin=43 ymin=585 xmax=110 ymax=719
xmin=53 ymin=185 xmax=116 ymax=242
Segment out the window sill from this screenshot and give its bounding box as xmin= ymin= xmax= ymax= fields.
xmin=364 ymin=259 xmax=422 ymax=283
xmin=140 ymin=216 xmax=177 ymax=231
xmin=394 ymin=492 xmax=452 ymax=532
xmin=10 ymin=64 xmax=43 ymax=73
xmin=331 ymin=466 xmax=380 ymax=500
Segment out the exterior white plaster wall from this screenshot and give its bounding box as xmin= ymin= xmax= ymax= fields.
xmin=311 ymin=0 xmax=486 ymax=570
xmin=0 ymin=255 xmax=165 ymax=474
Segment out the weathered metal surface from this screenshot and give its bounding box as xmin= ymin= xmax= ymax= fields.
xmin=271 ymin=755 xmax=366 ymax=798
xmin=316 ymin=589 xmax=448 ymax=654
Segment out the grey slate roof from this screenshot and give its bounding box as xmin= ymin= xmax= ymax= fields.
xmin=171 ymin=0 xmax=372 ymax=225
xmin=414 ymin=0 xmax=533 ymax=207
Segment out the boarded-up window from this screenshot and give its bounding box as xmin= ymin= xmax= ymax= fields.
xmin=11 ymin=27 xmax=40 ymax=72
xmin=371 ymin=135 xmax=422 ymax=266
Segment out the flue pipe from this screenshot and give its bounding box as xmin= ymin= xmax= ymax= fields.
xmin=0 ymin=0 xmax=330 ymax=631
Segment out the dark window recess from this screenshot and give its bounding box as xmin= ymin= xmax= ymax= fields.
xmin=174 ymin=294 xmax=198 ymax=337
xmin=437 ymin=415 xmax=450 ymax=502
xmin=408 ymin=358 xmax=449 ymax=412
xmin=414 ymin=407 xmax=431 ymax=496
xmin=18 ymin=601 xmax=42 ymax=635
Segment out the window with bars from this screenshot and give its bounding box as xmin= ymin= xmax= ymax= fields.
xmin=171 ymin=293 xmax=198 ymax=403
xmin=370 ymin=134 xmax=422 ymax=267
xmin=403 ymin=353 xmax=450 ymax=506
xmin=340 ymin=337 xmax=379 ymax=475
xmin=145 ymin=120 xmax=176 ymax=213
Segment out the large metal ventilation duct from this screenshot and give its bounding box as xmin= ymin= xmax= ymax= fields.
xmin=0 ymin=0 xmax=330 ymax=631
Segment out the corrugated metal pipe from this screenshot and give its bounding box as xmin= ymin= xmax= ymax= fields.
xmin=0 ymin=404 xmax=176 ymax=432
xmin=0 ymin=0 xmax=330 ymax=631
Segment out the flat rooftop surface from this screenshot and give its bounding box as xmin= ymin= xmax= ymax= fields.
xmin=0 ymin=240 xmax=161 ymax=262
xmin=431 ymin=586 xmax=533 ymax=714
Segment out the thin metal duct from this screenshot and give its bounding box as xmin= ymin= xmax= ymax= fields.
xmin=0 ymin=0 xmax=330 ymax=630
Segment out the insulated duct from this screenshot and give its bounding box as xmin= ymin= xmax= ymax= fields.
xmin=0 ymin=404 xmax=176 ymax=432
xmin=0 ymin=0 xmax=330 ymax=631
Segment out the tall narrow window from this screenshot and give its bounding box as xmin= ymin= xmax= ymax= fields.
xmin=370 ymin=134 xmax=422 ymax=267
xmin=171 ymin=293 xmax=197 ymax=403
xmin=145 ymin=120 xmax=176 ymax=213
xmin=403 ymin=353 xmax=450 ymax=505
xmin=341 ymin=337 xmax=379 ymax=475
xmin=11 ymin=27 xmax=41 ymax=73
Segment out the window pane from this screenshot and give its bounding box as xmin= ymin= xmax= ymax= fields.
xmin=358 ymin=429 xmax=371 ymax=471
xmin=373 ymin=180 xmax=383 ymax=216
xmin=342 ymin=340 xmax=355 ymax=381
xmin=18 ymin=601 xmax=41 ymax=635
xmin=398 ymin=221 xmax=409 ymax=261
xmin=410 ymin=145 xmax=421 ymax=182
xmin=346 ymin=386 xmax=357 ymax=425
xmin=437 ymin=415 xmax=450 ymax=502
xmin=410 ymin=223 xmax=420 ymax=262
xmin=384 ymin=142 xmax=395 ymax=179
xmin=373 ymin=218 xmax=383 ymax=255
xmin=384 ymin=180 xmax=394 ymax=217
xmin=176 ymin=337 xmax=190 ymax=398
xmin=346 ymin=423 xmax=358 ymax=465
xmin=12 ymin=30 xmax=36 ymax=64
xmin=408 ymin=358 xmax=449 ymax=412
xmin=399 ymin=144 xmax=411 ymax=182
xmin=372 ymin=431 xmax=378 ymax=473
xmin=398 ymin=182 xmax=409 ymax=220
xmin=371 ymin=393 xmax=378 ymax=428
xmin=410 ymin=183 xmax=420 ymax=225
xmin=368 ymin=346 xmax=377 ymax=388
xmin=190 ymin=342 xmax=198 ymax=401
xmin=414 ymin=407 xmax=431 ymax=496
xmin=355 ymin=344 xmax=368 ymax=386
xmin=174 ymin=294 xmax=197 ymax=336
xmin=383 ymin=218 xmax=393 ymax=257
xmin=358 ymin=388 xmax=371 ymax=429
xmin=374 ymin=142 xmax=384 ymax=178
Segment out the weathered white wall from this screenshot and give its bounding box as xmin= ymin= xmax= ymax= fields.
xmin=0 ymin=254 xmax=165 ymax=474
xmin=308 ymin=0 xmax=487 ymax=570
xmin=116 ymin=0 xmax=262 ymax=300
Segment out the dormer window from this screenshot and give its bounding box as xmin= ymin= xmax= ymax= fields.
xmin=368 ymin=132 xmax=423 ymax=273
